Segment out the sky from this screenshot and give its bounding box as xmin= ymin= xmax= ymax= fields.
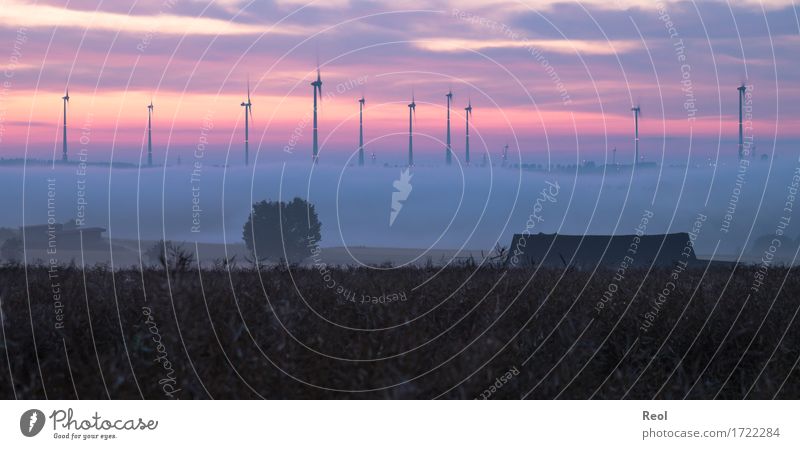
xmin=0 ymin=0 xmax=798 ymax=165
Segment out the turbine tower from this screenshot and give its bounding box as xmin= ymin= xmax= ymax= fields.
xmin=61 ymin=88 xmax=69 ymax=162
xmin=408 ymin=94 xmax=416 ymax=167
xmin=311 ymin=68 xmax=322 ymax=163
xmin=358 ymin=96 xmax=365 ymax=166
xmin=147 ymin=100 xmax=154 ymax=167
xmin=465 ymin=100 xmax=472 ymax=166
xmin=502 ymin=143 xmax=508 ymax=165
xmin=445 ymin=90 xmax=453 ymax=165
xmin=737 ymin=84 xmax=746 ymax=161
xmin=631 ymin=106 xmax=641 ymax=165
xmin=241 ymin=78 xmax=253 ymax=167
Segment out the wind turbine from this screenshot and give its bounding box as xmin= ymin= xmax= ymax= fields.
xmin=465 ymin=100 xmax=472 ymax=166
xmin=408 ymin=93 xmax=416 ymax=167
xmin=61 ymin=88 xmax=69 ymax=162
xmin=241 ymin=77 xmax=253 ymax=166
xmin=631 ymin=105 xmax=641 ymax=165
xmin=311 ymin=68 xmax=322 ymax=163
xmin=502 ymin=143 xmax=508 ymax=165
xmin=358 ymin=96 xmax=365 ymax=166
xmin=737 ymin=84 xmax=746 ymax=161
xmin=445 ymin=90 xmax=453 ymax=165
xmin=147 ymin=100 xmax=154 ymax=167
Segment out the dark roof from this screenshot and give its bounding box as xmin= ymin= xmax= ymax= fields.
xmin=507 ymin=232 xmax=696 ymax=269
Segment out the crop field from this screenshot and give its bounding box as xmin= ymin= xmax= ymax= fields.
xmin=1 ymin=263 xmax=798 ymax=399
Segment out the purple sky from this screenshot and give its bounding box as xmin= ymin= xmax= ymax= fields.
xmin=0 ymin=0 xmax=798 ymax=164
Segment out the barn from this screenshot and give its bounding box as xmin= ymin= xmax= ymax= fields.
xmin=21 ymin=223 xmax=107 ymax=250
xmin=506 ymin=232 xmax=697 ymax=269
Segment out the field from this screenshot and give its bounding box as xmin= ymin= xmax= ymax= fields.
xmin=1 ymin=262 xmax=799 ymax=399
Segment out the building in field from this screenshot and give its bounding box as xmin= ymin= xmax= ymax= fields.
xmin=506 ymin=232 xmax=697 ymax=269
xmin=21 ymin=223 xmax=107 ymax=250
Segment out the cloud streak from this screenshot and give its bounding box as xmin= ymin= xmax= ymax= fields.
xmin=414 ymin=37 xmax=641 ymax=55
xmin=0 ymin=0 xmax=307 ymax=36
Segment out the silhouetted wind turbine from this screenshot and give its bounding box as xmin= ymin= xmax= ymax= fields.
xmin=311 ymin=68 xmax=322 ymax=163
xmin=408 ymin=93 xmax=416 ymax=167
xmin=631 ymin=105 xmax=641 ymax=165
xmin=445 ymin=90 xmax=453 ymax=165
xmin=465 ymin=100 xmax=472 ymax=166
xmin=737 ymin=84 xmax=746 ymax=161
xmin=241 ymin=78 xmax=253 ymax=166
xmin=147 ymin=100 xmax=154 ymax=167
xmin=358 ymin=96 xmax=365 ymax=166
xmin=61 ymin=88 xmax=69 ymax=162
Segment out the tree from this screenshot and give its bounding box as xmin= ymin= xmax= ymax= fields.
xmin=243 ymin=197 xmax=321 ymax=264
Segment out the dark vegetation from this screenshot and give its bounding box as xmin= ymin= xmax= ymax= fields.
xmin=1 ymin=261 xmax=799 ymax=399
xmin=242 ymin=197 xmax=321 ymax=264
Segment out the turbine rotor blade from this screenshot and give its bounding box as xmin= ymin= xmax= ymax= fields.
xmin=317 ymin=68 xmax=323 ymax=100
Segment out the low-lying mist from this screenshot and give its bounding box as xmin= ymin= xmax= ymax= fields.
xmin=2 ymin=156 xmax=798 ymax=264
